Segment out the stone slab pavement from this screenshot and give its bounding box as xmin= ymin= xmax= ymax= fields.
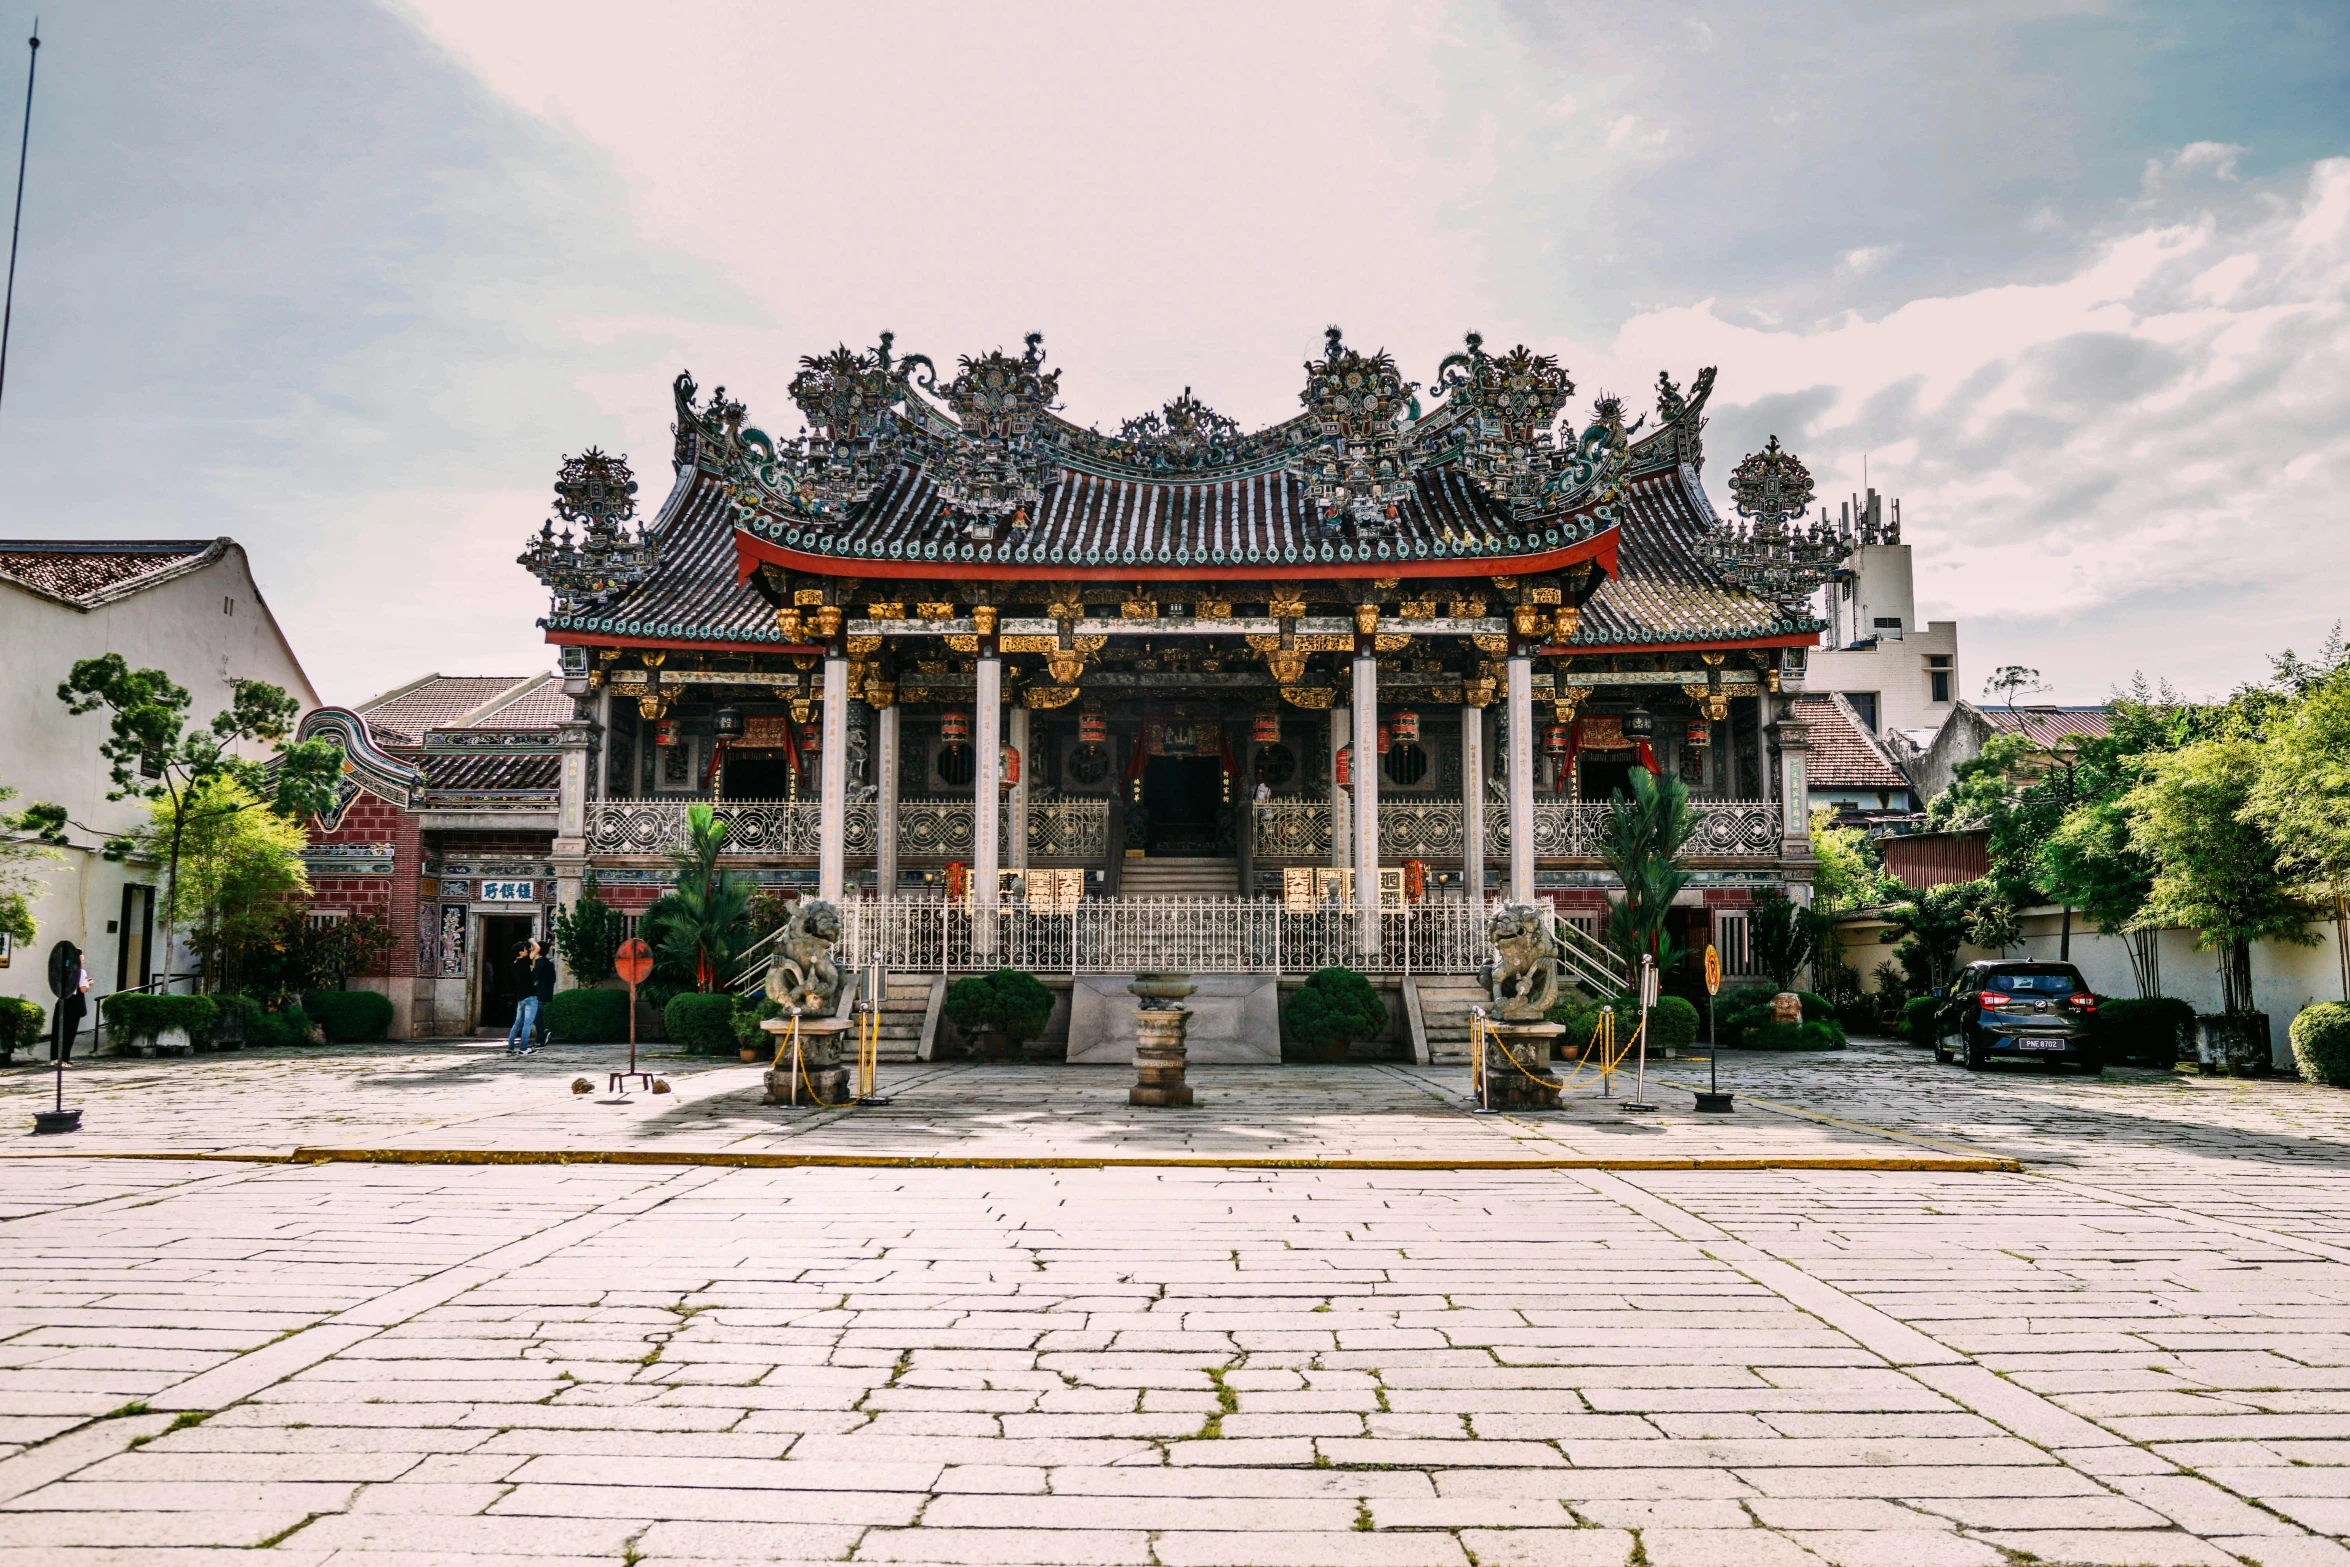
xmin=0 ymin=1040 xmax=2348 ymax=1564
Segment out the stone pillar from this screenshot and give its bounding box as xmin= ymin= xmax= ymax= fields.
xmin=974 ymin=651 xmax=1002 ymax=954
xmin=1459 ymin=702 xmax=1485 ymax=903
xmin=592 ymin=689 xmax=612 ymax=801
xmin=550 ymin=704 xmax=596 ymax=988
xmin=874 ymin=701 xmax=900 ymax=901
xmin=1236 ymin=738 xmax=1255 ymax=901
xmin=1353 ymin=653 xmax=1380 ymax=957
xmin=1772 ymin=704 xmax=1813 ymax=882
xmin=1506 ymin=653 xmax=1535 ymax=904
xmin=819 ymin=653 xmax=849 ymax=904
xmin=1328 ymin=706 xmax=1351 ymax=872
xmin=1007 ymin=705 xmax=1031 ymax=873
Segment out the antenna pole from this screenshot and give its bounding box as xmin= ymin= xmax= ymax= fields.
xmin=0 ymin=21 xmax=40 ymax=417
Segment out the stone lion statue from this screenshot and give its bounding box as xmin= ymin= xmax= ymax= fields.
xmin=1487 ymin=901 xmax=1559 ymax=1022
xmin=763 ymin=898 xmax=843 ymax=1015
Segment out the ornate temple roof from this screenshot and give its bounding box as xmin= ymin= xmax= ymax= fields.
xmin=528 ymin=333 xmax=1831 ymax=652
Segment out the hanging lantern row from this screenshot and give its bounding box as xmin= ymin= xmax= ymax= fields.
xmin=1543 ymin=724 xmax=1571 ymax=755
xmin=800 ymin=722 xmax=821 ymax=752
xmin=713 ymin=706 xmax=744 ymax=740
xmin=1252 ymin=710 xmax=1281 ymax=745
xmin=1080 ymin=712 xmax=1109 ymax=746
xmin=1623 ymin=707 xmax=1655 ymax=739
xmin=1686 ymin=720 xmax=1711 ymax=747
xmin=940 ymin=711 xmax=971 ymax=746
xmin=654 ymin=719 xmax=681 ymax=748
xmin=1389 ymin=709 xmax=1420 ymax=744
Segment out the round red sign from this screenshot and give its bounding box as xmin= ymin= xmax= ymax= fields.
xmin=615 ymin=937 xmax=654 ymax=986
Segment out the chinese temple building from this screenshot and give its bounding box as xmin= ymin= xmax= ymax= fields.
xmin=305 ymin=328 xmax=1859 ymax=1039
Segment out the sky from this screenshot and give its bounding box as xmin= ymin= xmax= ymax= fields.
xmin=1 ymin=1 xmax=2346 ymax=706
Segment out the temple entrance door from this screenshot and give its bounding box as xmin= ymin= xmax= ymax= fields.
xmin=724 ymin=750 xmax=797 ymax=800
xmin=1577 ymin=753 xmax=1638 ymax=803
xmin=477 ymin=915 xmax=537 ymax=1030
xmin=1142 ymin=757 xmax=1224 ymax=856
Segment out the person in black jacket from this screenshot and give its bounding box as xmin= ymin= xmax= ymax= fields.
xmin=532 ymin=944 xmax=557 ymax=1047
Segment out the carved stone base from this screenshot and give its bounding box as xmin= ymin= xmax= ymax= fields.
xmin=1130 ymin=1007 xmax=1195 ymax=1108
xmin=1482 ymin=1021 xmax=1564 ymax=1110
xmin=762 ymin=1016 xmax=854 ymax=1106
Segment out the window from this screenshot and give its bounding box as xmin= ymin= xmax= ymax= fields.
xmin=1873 ymin=616 xmax=1903 ymax=640
xmin=1847 ymin=692 xmax=1880 ymax=733
xmin=1714 ymin=912 xmax=1756 ymax=976
xmin=1926 ymin=653 xmax=1953 ymax=705
xmin=1383 ymin=740 xmax=1428 ymax=786
xmin=936 ymin=744 xmax=976 ymax=788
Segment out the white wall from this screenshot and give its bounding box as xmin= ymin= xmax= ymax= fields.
xmin=1809 ymin=619 xmax=1960 ymax=741
xmin=0 ymin=543 xmax=318 ymax=1028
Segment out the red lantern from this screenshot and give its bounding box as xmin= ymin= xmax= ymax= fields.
xmin=1543 ymin=724 xmax=1571 ymax=754
xmin=1686 ymin=720 xmax=1711 ymax=747
xmin=1376 ymin=723 xmax=1392 ymax=755
xmin=800 ymin=722 xmax=822 ymax=753
xmin=1334 ymin=743 xmax=1352 ymax=788
xmin=1001 ymin=745 xmax=1020 ymax=788
xmin=1079 ymin=712 xmax=1108 ymax=746
xmin=1252 ymin=710 xmax=1280 ymax=745
xmin=654 ymin=719 xmax=680 ymax=748
xmin=1390 ymin=709 xmax=1420 ymax=743
xmin=941 ymin=711 xmax=971 ymax=745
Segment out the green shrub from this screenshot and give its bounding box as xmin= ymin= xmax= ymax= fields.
xmin=544 ymin=987 xmax=633 ymax=1044
xmin=302 ymin=990 xmax=393 ymax=1044
xmin=213 ymin=994 xmax=265 ymax=1045
xmin=100 ymin=993 xmax=217 ymax=1044
xmin=2101 ymin=997 xmax=2196 ymax=1068
xmin=1284 ymin=967 xmax=1389 ymax=1054
xmin=1641 ymin=995 xmax=1700 ymax=1051
xmin=244 ymin=1004 xmax=315 ymax=1050
xmin=944 ymin=969 xmax=1057 ymax=1047
xmin=2290 ymin=1002 xmax=2350 ymax=1087
xmin=0 ymin=994 xmax=43 ymax=1059
xmin=664 ymin=992 xmax=742 ymax=1055
xmin=1903 ymin=995 xmax=1943 ymax=1043
xmin=732 ymin=991 xmax=784 ymax=1053
xmin=1742 ymin=1018 xmax=1848 ymax=1051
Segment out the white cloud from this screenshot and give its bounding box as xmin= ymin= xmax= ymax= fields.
xmin=1837 ymin=245 xmax=1900 ymax=277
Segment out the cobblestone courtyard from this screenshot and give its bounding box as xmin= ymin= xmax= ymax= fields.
xmin=4 ymin=1042 xmax=2349 ymax=1566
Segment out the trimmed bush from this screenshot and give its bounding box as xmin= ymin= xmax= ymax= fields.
xmin=303 ymin=990 xmax=393 ymax=1044
xmin=2290 ymin=1003 xmax=2350 ymax=1087
xmin=100 ymin=992 xmax=217 ymax=1045
xmin=944 ymin=969 xmax=1057 ymax=1049
xmin=245 ymin=1004 xmax=315 ymax=1050
xmin=546 ymin=987 xmax=632 ymax=1044
xmin=212 ymin=994 xmax=265 ymax=1046
xmin=1641 ymin=995 xmax=1700 ymax=1051
xmin=1903 ymin=995 xmax=1943 ymax=1044
xmin=1742 ymin=1018 xmax=1848 ymax=1051
xmin=0 ymin=995 xmax=43 ymax=1060
xmin=2101 ymin=997 xmax=2196 ymax=1068
xmin=1284 ymin=967 xmax=1389 ymax=1057
xmin=664 ymin=993 xmax=741 ymax=1055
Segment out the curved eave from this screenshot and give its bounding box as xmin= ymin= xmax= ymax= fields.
xmin=1537 ymin=630 xmax=1820 ymax=655
xmin=730 ymin=524 xmax=1620 ymax=586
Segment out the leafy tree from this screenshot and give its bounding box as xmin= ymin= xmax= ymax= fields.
xmin=56 ymin=656 xmax=338 ymax=990
xmin=2245 ymin=663 xmax=2350 ymax=1000
xmin=1884 ymin=879 xmax=2018 ymax=995
xmin=0 ymin=784 xmax=68 ymax=947
xmin=645 ymin=802 xmax=748 ymax=992
xmin=1984 ymin=664 xmax=2045 ymax=711
xmin=2041 ymin=796 xmax=2160 ymax=994
xmin=1596 ymin=765 xmax=1700 ymax=976
xmin=554 ymin=871 xmax=627 ymax=986
xmin=1747 ymin=888 xmax=1818 ymax=992
xmin=133 ymin=775 xmax=310 ymax=996
xmin=2127 ymin=738 xmax=2316 ymax=1016
xmin=1808 ymin=807 xmax=1896 ymax=914
xmin=289 ymin=909 xmax=399 ymax=991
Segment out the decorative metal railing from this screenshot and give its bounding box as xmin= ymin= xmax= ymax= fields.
xmin=587 ymin=797 xmax=1108 ymax=861
xmin=1252 ymin=799 xmax=1781 ymax=860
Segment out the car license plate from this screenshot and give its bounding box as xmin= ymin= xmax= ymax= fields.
xmin=2018 ymin=1040 xmax=2066 ymax=1051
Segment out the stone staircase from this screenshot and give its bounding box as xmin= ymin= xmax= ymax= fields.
xmin=1413 ymin=976 xmax=1494 ymax=1065
xmin=1115 ymin=857 xmax=1240 ymax=898
xmin=871 ymin=973 xmax=935 ymax=1062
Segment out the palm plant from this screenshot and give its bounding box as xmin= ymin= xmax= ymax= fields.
xmin=1596 ymin=765 xmax=1702 ymax=979
xmin=648 ymin=803 xmax=750 ymax=992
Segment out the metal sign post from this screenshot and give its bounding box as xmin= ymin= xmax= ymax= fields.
xmin=610 ymin=937 xmax=655 ymax=1094
xmin=1696 ymin=942 xmax=1733 ymax=1112
xmin=34 ymin=939 xmax=80 ymax=1134
xmin=1622 ymin=953 xmax=1658 ymax=1113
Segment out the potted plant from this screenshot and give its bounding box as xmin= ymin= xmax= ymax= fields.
xmin=944 ymin=969 xmax=1054 ymax=1061
xmin=99 ymin=993 xmax=217 ymax=1057
xmin=1283 ymin=967 xmax=1387 ymax=1063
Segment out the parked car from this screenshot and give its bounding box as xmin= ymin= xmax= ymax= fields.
xmin=1930 ymin=960 xmax=2101 ymax=1074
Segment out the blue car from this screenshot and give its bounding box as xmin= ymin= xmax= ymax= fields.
xmin=1931 ymin=960 xmax=2102 ymax=1074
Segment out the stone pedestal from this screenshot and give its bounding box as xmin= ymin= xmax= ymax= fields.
xmin=1482 ymin=1021 xmax=1563 ymax=1110
xmin=1131 ymin=1008 xmax=1195 ymax=1107
xmin=763 ymin=1016 xmax=854 ymax=1106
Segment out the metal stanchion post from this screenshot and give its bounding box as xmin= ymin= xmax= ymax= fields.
xmin=1623 ymin=953 xmax=1658 ymax=1113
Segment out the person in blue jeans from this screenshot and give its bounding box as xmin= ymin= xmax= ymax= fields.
xmin=507 ymin=940 xmax=553 ymax=1055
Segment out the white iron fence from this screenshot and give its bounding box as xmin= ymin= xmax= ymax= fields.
xmin=586 ymin=798 xmax=1109 ymax=860
xmin=1251 ymin=799 xmax=1781 ymax=861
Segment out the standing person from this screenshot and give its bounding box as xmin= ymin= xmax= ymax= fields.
xmin=506 ymin=941 xmax=546 ymax=1056
xmin=51 ymin=943 xmax=88 ymax=1064
xmin=531 ymin=941 xmax=557 ymax=1048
